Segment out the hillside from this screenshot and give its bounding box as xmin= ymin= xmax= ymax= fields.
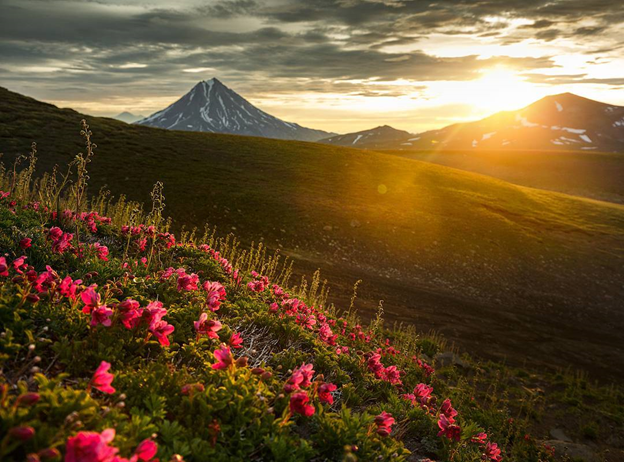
xmin=1 ymin=86 xmax=624 ymax=383
xmin=136 ymin=78 xmax=332 ymax=142
xmin=322 ymin=93 xmax=624 ymax=152
xmin=2 ymin=157 xmax=623 ymax=461
xmin=383 ymin=149 xmax=624 ymax=204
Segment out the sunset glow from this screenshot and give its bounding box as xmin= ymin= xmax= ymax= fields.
xmin=1 ymin=0 xmax=623 ymax=133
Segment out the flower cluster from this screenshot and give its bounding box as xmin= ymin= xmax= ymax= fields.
xmin=65 ymin=429 xmax=157 ymax=462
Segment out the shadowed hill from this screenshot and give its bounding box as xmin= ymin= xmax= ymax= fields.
xmin=2 ymin=86 xmax=624 ymax=380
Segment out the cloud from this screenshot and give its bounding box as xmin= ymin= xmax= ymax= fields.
xmin=0 ymin=0 xmax=622 ymax=125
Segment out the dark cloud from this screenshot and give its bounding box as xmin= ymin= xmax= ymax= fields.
xmin=202 ymin=0 xmax=260 ymax=18
xmin=523 ymin=73 xmax=624 ymax=86
xmin=0 ymin=0 xmax=622 ymax=112
xmin=574 ymin=26 xmax=608 ymax=36
xmin=520 ymin=19 xmax=556 ymax=29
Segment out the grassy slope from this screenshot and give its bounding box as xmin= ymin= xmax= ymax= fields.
xmin=2 ymin=87 xmax=624 ymax=382
xmin=1 ymin=187 xmax=622 ymax=461
xmin=382 ymin=149 xmax=624 ymax=204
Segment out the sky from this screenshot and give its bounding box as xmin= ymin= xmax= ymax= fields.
xmin=1 ymin=0 xmax=623 ymax=134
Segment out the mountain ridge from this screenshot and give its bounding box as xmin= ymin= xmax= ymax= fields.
xmin=321 ymin=93 xmax=624 ymax=152
xmin=114 ymin=111 xmax=146 ymax=123
xmin=136 ymin=78 xmax=333 ymax=142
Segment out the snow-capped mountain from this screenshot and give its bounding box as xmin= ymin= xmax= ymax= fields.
xmin=319 ymin=125 xmax=414 ymax=149
xmin=136 ymin=78 xmax=332 ymax=142
xmin=322 ymin=93 xmax=624 ymax=153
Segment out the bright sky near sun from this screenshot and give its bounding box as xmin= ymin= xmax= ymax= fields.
xmin=1 ymin=0 xmax=623 ymax=134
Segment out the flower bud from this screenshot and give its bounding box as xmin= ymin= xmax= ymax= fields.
xmin=235 ymin=356 xmax=248 ymax=368
xmin=10 ymin=426 xmax=35 ymax=441
xmin=17 ymin=392 xmax=40 ymax=406
xmin=38 ymin=448 xmax=61 ymax=460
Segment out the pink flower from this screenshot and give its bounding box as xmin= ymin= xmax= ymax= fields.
xmin=194 ymin=313 xmax=222 ymax=340
xmin=483 ymin=442 xmax=503 ymax=462
xmin=297 ymin=363 xmax=315 ymax=388
xmin=33 ymin=268 xmax=58 ymax=294
xmin=65 ymin=429 xmax=118 ymax=462
xmin=284 ymin=363 xmax=314 ymax=392
xmin=0 ymin=257 xmax=8 ymax=277
xmin=318 ymin=383 xmax=337 ymax=404
xmin=60 ymin=276 xmax=82 ymax=301
xmin=118 ymin=299 xmax=142 ymax=329
xmin=471 ymin=432 xmax=488 ymax=444
xmin=81 ymin=285 xmax=101 ymax=314
xmin=374 ymin=411 xmax=395 ymax=437
xmin=161 ymin=267 xmax=175 ymax=280
xmin=92 ymin=243 xmax=109 ymax=261
xmin=367 ymin=353 xmax=385 ymax=379
xmin=136 ymin=237 xmax=147 ymax=251
xmin=91 ymin=305 xmax=114 ymax=327
xmin=133 ymin=439 xmax=158 ymax=461
xmin=211 ymin=345 xmax=234 ymax=370
xmin=177 ymin=272 xmax=199 ymax=291
xmin=48 ymin=227 xmax=63 ymax=241
xmin=202 ymin=281 xmax=226 ymax=311
xmin=90 ymin=361 xmax=115 ymax=394
xmin=228 ymin=332 xmax=243 ymax=349
xmin=404 ymin=383 xmax=435 ymax=409
xmin=290 ymin=392 xmax=315 ymax=417
xmin=149 ymin=320 xmax=175 ymax=346
xmin=52 ymin=232 xmax=73 ymax=253
xmin=440 ymin=398 xmax=458 ymax=422
xmin=383 ymin=365 xmax=402 ymax=385
xmin=19 ymin=238 xmax=32 ymax=249
xmin=12 ymin=256 xmax=27 ymax=274
xmin=437 ymin=414 xmax=461 ymax=441
xmin=143 ymin=301 xmax=167 ymax=325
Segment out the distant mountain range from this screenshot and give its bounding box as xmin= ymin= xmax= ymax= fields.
xmin=320 ymin=125 xmax=413 ymax=148
xmin=136 ymin=78 xmax=333 ymax=142
xmin=114 ymin=111 xmax=146 ymax=123
xmin=320 ymin=93 xmax=624 ymax=153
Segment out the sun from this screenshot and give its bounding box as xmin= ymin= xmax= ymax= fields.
xmin=467 ymin=67 xmax=543 ymax=113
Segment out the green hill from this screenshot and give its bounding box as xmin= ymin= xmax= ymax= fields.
xmin=2 ymin=154 xmax=622 ymax=461
xmin=1 ymin=86 xmax=624 ymax=382
xmin=383 ymin=149 xmax=624 ymax=204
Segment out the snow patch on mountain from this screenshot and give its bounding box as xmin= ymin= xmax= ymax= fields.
xmin=136 ymin=78 xmax=332 ymax=142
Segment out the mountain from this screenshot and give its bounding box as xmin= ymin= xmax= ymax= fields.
xmin=319 ymin=125 xmax=414 ymax=148
xmin=327 ymin=93 xmax=624 ymax=152
xmin=2 ymin=85 xmax=624 ymax=382
xmin=114 ymin=111 xmax=146 ymax=123
xmin=136 ymin=78 xmax=333 ymax=141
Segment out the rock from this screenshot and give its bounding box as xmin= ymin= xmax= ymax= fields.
xmin=543 ymin=440 xmax=598 ymax=462
xmin=549 ymin=428 xmax=572 ymax=442
xmin=434 ymin=352 xmax=468 ymax=368
xmin=323 ymin=225 xmax=333 ymax=231
xmin=350 ymin=219 xmax=361 ymax=228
